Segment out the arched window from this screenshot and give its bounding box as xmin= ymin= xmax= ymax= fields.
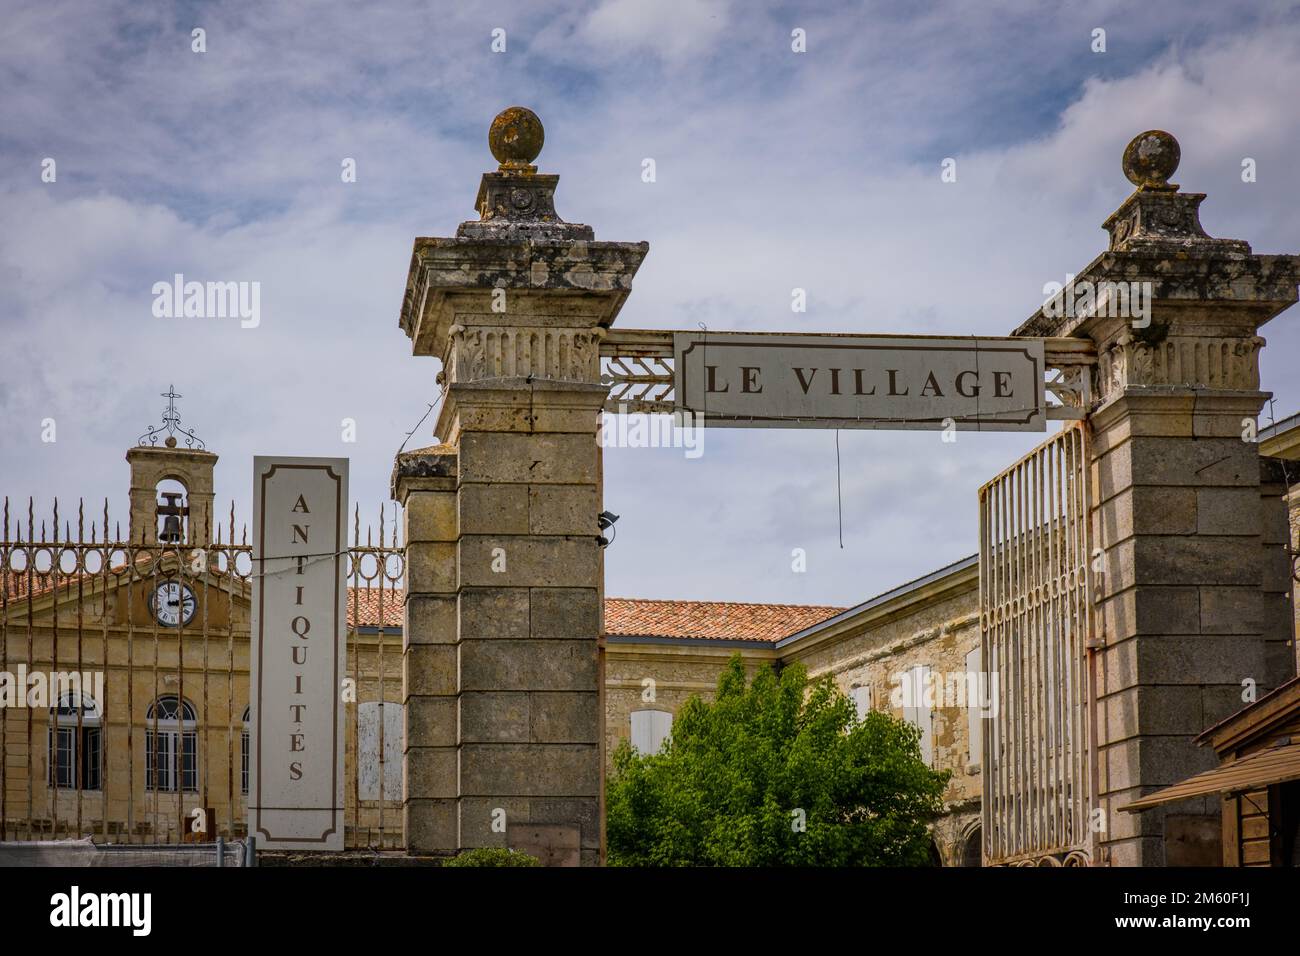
xmin=963 ymin=826 xmax=983 ymax=867
xmin=630 ymin=709 xmax=673 ymax=755
xmin=241 ymin=707 xmax=250 ymax=796
xmin=154 ymin=478 xmax=189 ymax=544
xmin=49 ymin=693 xmax=102 ymax=791
xmin=145 ymin=696 xmax=197 ymax=792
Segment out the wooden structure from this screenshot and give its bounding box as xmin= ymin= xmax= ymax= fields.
xmin=1120 ymin=676 xmax=1300 ymax=866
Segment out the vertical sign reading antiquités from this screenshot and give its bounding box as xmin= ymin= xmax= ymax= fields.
xmin=249 ymin=457 xmax=348 ymax=850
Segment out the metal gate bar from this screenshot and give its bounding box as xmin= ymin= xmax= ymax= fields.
xmin=979 ymin=422 xmax=1095 ymax=866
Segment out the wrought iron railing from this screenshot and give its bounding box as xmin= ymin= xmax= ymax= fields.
xmin=0 ymin=499 xmax=404 ymax=850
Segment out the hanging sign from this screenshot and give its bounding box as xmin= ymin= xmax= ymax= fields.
xmin=673 ymin=332 xmax=1045 ymax=431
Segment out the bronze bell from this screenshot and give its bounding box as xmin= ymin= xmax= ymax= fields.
xmin=159 ymin=513 xmax=183 ymax=544
xmin=157 ymin=491 xmax=186 ymax=544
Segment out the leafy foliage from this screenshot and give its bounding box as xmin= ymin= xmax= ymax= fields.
xmin=442 ymin=847 xmax=541 ymax=867
xmin=606 ymin=656 xmax=949 ymax=866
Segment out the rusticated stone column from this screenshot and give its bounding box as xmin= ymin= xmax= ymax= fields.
xmin=392 ymin=444 xmax=458 ymax=855
xmin=1016 ymin=132 xmax=1300 ymax=866
xmin=397 ymin=108 xmax=648 ymax=864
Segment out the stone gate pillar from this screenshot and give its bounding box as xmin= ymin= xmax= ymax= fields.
xmin=1016 ymin=132 xmax=1300 ymax=866
xmin=395 ymin=108 xmax=648 ymax=863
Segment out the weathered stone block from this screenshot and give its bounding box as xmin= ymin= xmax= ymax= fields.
xmin=460 ymin=691 xmax=531 ymax=743
xmin=459 ymin=639 xmax=598 ymax=692
xmin=459 ymin=483 xmax=529 ymax=535
xmin=1095 ymin=586 xmax=1200 ymax=641
xmin=1104 ymin=633 xmax=1266 ymax=687
xmin=1100 ymin=683 xmax=1206 ymax=737
xmin=1201 ymin=684 xmax=1250 ymax=727
xmin=404 ymin=799 xmax=457 ymax=854
xmin=459 ymin=431 xmax=599 ymax=485
xmin=458 ymin=796 xmax=530 ymax=848
xmin=530 ymin=587 xmax=600 ymax=640
xmin=405 ymin=595 xmax=457 ymax=647
xmin=528 ymin=692 xmax=599 ymax=744
xmin=460 ymin=743 xmax=599 ymax=797
xmin=1102 ymin=537 xmax=1261 ymax=589
xmin=458 ymin=534 xmax=598 ymax=588
xmin=1103 ymin=734 xmax=1217 ymax=793
xmin=405 ymin=644 xmax=458 ymax=697
xmin=407 ymin=541 xmax=457 ymax=594
xmin=1094 ymin=437 xmax=1258 ymax=503
xmin=1195 ymin=487 xmax=1262 ymax=536
xmin=1098 ymin=487 xmax=1196 ymax=542
xmin=1198 ymin=586 xmax=1263 ymax=634
xmin=529 ymin=484 xmax=599 ymax=536
xmin=458 ymin=587 xmax=530 ymax=641
xmin=451 ymin=397 xmax=604 ymax=435
xmin=530 ymin=796 xmax=601 ymax=849
xmin=405 ymin=491 xmax=458 ymax=543
xmin=406 ymin=697 xmax=457 ymax=748
xmin=405 ymin=747 xmax=458 ymax=800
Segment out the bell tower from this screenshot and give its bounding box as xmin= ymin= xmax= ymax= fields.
xmin=126 ymin=386 xmax=218 ymax=546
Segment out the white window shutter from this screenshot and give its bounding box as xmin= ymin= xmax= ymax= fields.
xmin=358 ymin=702 xmax=403 ymax=801
xmin=630 ymin=710 xmax=673 ymax=755
xmin=902 ymin=665 xmax=933 ymax=766
xmin=849 ymin=685 xmax=872 ymax=721
xmin=965 ymin=647 xmax=983 ymax=767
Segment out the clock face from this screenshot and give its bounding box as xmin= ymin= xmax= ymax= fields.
xmin=149 ymin=581 xmax=197 ymax=627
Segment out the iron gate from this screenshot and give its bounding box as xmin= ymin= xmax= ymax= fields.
xmin=0 ymin=499 xmax=403 ymax=849
xmin=978 ymin=422 xmax=1097 ymax=866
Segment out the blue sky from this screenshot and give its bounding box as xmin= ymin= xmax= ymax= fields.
xmin=2 ymin=0 xmax=1299 ymax=605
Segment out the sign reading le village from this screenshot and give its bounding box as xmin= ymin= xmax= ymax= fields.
xmin=249 ymin=457 xmax=348 ymax=851
xmin=673 ymin=333 xmax=1046 ymax=431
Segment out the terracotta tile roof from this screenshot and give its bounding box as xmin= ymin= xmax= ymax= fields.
xmin=344 ymin=588 xmax=843 ymax=641
xmin=603 ymin=597 xmax=845 ymax=643
xmin=4 ymin=576 xmax=842 ymax=643
xmin=346 ymin=587 xmax=404 ymax=628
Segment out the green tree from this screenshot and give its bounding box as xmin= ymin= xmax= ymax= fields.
xmin=606 ymin=656 xmax=949 ymax=866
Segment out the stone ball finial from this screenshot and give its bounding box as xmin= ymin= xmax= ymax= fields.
xmin=489 ymin=107 xmax=545 ymax=171
xmin=1122 ymin=130 xmax=1180 ymax=190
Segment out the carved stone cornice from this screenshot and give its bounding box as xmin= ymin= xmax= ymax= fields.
xmin=443 ymin=323 xmax=605 ymax=386
xmin=1097 ymin=331 xmax=1265 ymax=403
xmin=399 ymin=238 xmax=650 ymax=357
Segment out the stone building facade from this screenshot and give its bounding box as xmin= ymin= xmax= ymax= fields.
xmin=603 ymin=558 xmax=986 ymax=866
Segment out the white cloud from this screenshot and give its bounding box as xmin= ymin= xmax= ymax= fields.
xmin=2 ymin=0 xmax=1297 ymax=605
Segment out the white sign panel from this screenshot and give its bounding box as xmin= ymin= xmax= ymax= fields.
xmin=673 ymin=333 xmax=1046 ymax=431
xmin=249 ymin=457 xmax=348 ymax=850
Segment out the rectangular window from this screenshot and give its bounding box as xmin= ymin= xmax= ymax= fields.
xmin=630 ymin=710 xmax=673 ymax=755
xmin=849 ymin=685 xmax=872 ymax=721
xmin=146 ymin=731 xmax=198 ymax=792
xmin=49 ymin=727 xmax=102 ymax=791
